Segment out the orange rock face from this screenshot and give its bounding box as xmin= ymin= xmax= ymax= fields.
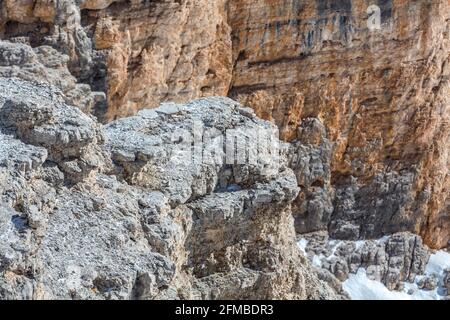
xmin=83 ymin=0 xmax=233 ymax=121
xmin=0 ymin=0 xmax=448 ymax=248
xmin=226 ymin=0 xmax=449 ymax=248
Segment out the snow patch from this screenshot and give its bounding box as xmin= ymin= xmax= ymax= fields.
xmin=312 ymin=255 xmax=324 ymax=268
xmin=342 ymin=251 xmax=450 ymax=300
xmin=297 ymin=238 xmax=308 ymax=255
xmin=343 ymin=269 xmax=437 ymax=300
xmin=426 ymin=250 xmax=450 ymax=275
xmin=296 ymin=235 xmax=450 ymax=300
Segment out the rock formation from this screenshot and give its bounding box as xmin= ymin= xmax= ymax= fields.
xmin=300 ymin=231 xmax=430 ymax=291
xmin=1 ymin=0 xmax=447 ymax=249
xmin=0 ymin=0 xmax=448 ymax=300
xmin=0 ymin=74 xmax=337 ymax=299
xmin=229 ymin=0 xmax=449 ymax=250
xmin=0 ymin=0 xmax=233 ymax=121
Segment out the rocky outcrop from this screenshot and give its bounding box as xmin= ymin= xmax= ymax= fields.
xmin=444 ymin=269 xmax=450 ymax=296
xmin=0 ymin=76 xmax=336 ymax=299
xmin=1 ymin=0 xmax=447 ymax=249
xmin=227 ymin=0 xmax=450 ymax=249
xmin=0 ymin=40 xmax=102 ymax=114
xmin=0 ymin=0 xmax=232 ymax=122
xmin=300 ymin=231 xmax=430 ymax=291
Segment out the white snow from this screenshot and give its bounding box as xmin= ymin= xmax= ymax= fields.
xmin=296 ymin=238 xmax=325 ymax=267
xmin=296 ymin=236 xmax=450 ymax=300
xmin=343 ymin=269 xmax=414 ymax=300
xmin=312 ymin=254 xmax=324 ymax=268
xmin=327 ymin=241 xmax=340 ymax=260
xmin=376 ymin=235 xmax=390 ymax=244
xmin=342 ymin=250 xmax=450 ymax=300
xmin=354 ymin=240 xmax=365 ymax=250
xmin=297 ymin=238 xmax=308 ymax=255
xmin=426 ymin=250 xmax=450 ymax=275
xmin=343 ymin=269 xmax=440 ymax=300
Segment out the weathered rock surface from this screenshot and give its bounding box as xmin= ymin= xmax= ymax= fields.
xmin=0 ymin=39 xmax=104 ymax=114
xmin=0 ymin=0 xmax=448 ymax=300
xmin=227 ymin=0 xmax=450 ymax=249
xmin=301 ymin=231 xmax=431 ymax=291
xmin=1 ymin=0 xmax=447 ymax=249
xmin=444 ymin=269 xmax=450 ymax=296
xmin=0 ymin=77 xmax=335 ymax=299
xmin=1 ymin=0 xmax=232 ymax=121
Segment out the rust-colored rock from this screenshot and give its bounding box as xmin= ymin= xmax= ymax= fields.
xmin=84 ymin=0 xmax=233 ymax=121
xmin=0 ymin=0 xmax=448 ymax=249
xmin=226 ymin=0 xmax=449 ymax=249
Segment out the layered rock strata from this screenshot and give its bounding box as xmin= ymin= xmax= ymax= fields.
xmin=0 ymin=0 xmax=447 ymax=248
xmin=227 ymin=0 xmax=450 ymax=249
xmin=300 ymin=231 xmax=431 ymax=291
xmin=0 ymin=76 xmax=336 ymax=299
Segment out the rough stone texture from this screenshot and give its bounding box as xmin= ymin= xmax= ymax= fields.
xmin=301 ymin=231 xmax=431 ymax=291
xmin=417 ymin=275 xmax=438 ymax=291
xmin=0 ymin=0 xmax=232 ymax=121
xmin=444 ymin=268 xmax=450 ymax=296
xmin=0 ymin=0 xmax=448 ymax=300
xmin=0 ymin=40 xmax=103 ymax=114
xmin=0 ymin=77 xmax=335 ymax=300
xmin=227 ymin=0 xmax=450 ymax=249
xmin=286 ymin=118 xmax=334 ymax=234
xmin=1 ymin=0 xmax=447 ymax=249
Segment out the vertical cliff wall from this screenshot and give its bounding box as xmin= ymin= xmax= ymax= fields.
xmin=0 ymin=0 xmax=448 ymax=248
xmin=0 ymin=0 xmax=233 ymax=121
xmin=226 ymin=0 xmax=449 ymax=248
